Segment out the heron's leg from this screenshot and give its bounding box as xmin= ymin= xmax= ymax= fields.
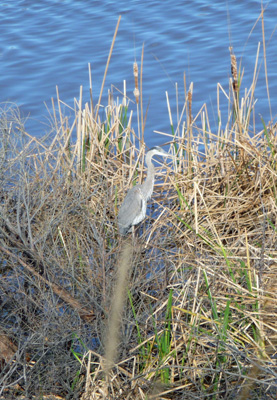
xmin=132 ymin=225 xmax=135 ymax=240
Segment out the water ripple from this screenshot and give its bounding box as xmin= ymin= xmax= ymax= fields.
xmin=0 ymin=0 xmax=276 ymax=141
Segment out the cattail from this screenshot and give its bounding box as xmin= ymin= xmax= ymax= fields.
xmin=229 ymin=47 xmax=238 ymax=92
xmin=133 ymin=62 xmax=139 ymax=104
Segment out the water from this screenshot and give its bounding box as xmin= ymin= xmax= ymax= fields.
xmin=1 ymin=0 xmax=276 ymax=146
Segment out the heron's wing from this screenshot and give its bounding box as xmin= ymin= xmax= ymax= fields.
xmin=118 ymin=186 xmax=143 ymax=234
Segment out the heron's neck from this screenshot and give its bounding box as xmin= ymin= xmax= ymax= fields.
xmin=142 ymin=153 xmax=155 ymax=200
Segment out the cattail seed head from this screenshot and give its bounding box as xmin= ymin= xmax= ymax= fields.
xmin=133 ymin=88 xmax=140 ymax=104
xmin=133 ymin=62 xmax=139 ymax=104
xmin=229 ymin=47 xmax=238 ymax=92
xmin=133 ymin=62 xmax=138 ymax=79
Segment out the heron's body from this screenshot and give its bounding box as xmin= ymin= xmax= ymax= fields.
xmin=118 ymin=146 xmax=169 ymax=235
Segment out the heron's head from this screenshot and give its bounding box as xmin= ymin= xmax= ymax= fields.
xmin=145 ymin=146 xmax=172 ymax=167
xmin=147 ymin=146 xmax=170 ymax=158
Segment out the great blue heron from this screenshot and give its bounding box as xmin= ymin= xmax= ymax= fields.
xmin=118 ymin=146 xmax=170 ymax=235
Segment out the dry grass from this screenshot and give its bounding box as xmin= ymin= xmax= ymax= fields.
xmin=0 ymin=14 xmax=277 ymax=400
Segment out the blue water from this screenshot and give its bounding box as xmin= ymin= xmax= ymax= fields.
xmin=1 ymin=0 xmax=276 ymax=145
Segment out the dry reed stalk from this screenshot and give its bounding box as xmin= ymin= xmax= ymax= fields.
xmin=122 ymin=79 xmax=127 ymax=109
xmin=175 ymin=82 xmax=179 ymax=138
xmin=104 ymin=239 xmax=133 ymax=374
xmin=94 ymin=15 xmax=121 ymax=125
xmin=170 ymin=75 xmax=190 ymax=153
xmin=188 ymin=89 xmax=192 ymax=127
xmin=261 ymin=5 xmax=272 ymax=121
xmin=183 ymin=72 xmax=188 ymax=140
xmin=133 ymin=61 xmax=140 ymax=143
xmin=248 ymin=42 xmax=260 ymax=122
xmin=166 ymin=91 xmax=173 ymax=132
xmin=140 ymin=44 xmax=145 ymax=143
xmin=55 ymin=85 xmax=65 ymax=137
xmin=76 ymin=85 xmax=83 ymax=172
xmin=51 ymin=96 xmax=59 ymax=134
xmin=88 ymin=62 xmax=94 ymax=117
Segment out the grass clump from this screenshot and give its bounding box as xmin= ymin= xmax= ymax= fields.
xmin=0 ymin=15 xmax=277 ymax=400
